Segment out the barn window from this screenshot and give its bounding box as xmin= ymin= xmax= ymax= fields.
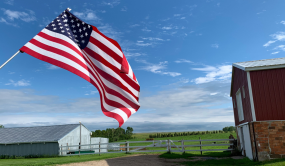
xmin=236 ymin=89 xmax=244 ymax=121
xmin=242 ymin=86 xmax=245 ymax=98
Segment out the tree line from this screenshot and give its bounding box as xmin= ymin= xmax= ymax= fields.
xmin=92 ymin=127 xmax=134 ymax=142
xmin=0 ymin=125 xmax=4 ymax=128
xmin=222 ymin=126 xmax=236 ymax=132
xmin=149 ymin=126 xmax=236 ymax=138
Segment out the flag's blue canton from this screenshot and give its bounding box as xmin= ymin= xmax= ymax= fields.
xmin=45 ymin=10 xmax=92 ymax=49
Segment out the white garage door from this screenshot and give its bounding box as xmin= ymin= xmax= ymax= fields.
xmin=240 ymin=124 xmax=253 ymax=160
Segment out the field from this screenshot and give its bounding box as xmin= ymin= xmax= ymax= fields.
xmin=1 ymin=132 xmax=285 ymax=166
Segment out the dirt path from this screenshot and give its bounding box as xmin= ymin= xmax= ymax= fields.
xmin=57 ymin=154 xmax=187 ymax=166
xmin=57 ymin=154 xmax=245 ymax=166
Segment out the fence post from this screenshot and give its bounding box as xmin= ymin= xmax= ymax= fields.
xmin=125 ymin=141 xmax=128 ymax=154
xmin=99 ymin=142 xmax=101 ymax=156
xmin=127 ymin=141 xmax=129 ymax=153
xmin=181 ymin=139 xmax=185 ymax=154
xmin=167 ymin=139 xmax=170 ymax=153
xmin=61 ymin=145 xmax=62 ymax=156
xmin=199 ymin=137 xmax=202 ymax=155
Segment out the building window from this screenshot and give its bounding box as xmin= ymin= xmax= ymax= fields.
xmin=242 ymin=86 xmax=245 ymax=98
xmin=236 ymin=89 xmax=244 ymax=121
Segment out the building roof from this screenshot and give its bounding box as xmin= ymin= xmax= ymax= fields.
xmin=230 ymin=57 xmax=285 ymax=97
xmin=233 ymin=57 xmax=285 ymax=71
xmin=0 ymin=124 xmax=80 ymax=144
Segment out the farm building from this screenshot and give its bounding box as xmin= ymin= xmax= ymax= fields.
xmin=0 ymin=124 xmax=108 ymax=156
xmin=230 ymin=57 xmax=285 ymax=161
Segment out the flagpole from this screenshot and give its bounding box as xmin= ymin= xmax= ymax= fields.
xmin=0 ymin=8 xmax=72 ymax=71
xmin=0 ymin=50 xmax=23 ymax=70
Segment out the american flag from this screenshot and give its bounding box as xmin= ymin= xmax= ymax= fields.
xmin=20 ymin=9 xmax=140 ymax=127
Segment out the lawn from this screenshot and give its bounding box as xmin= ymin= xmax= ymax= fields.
xmin=2 ymin=132 xmax=285 ymax=166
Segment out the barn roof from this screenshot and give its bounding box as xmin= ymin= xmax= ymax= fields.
xmin=233 ymin=57 xmax=285 ymax=71
xmin=0 ymin=124 xmax=80 ymax=144
xmin=230 ymin=57 xmax=285 ymax=97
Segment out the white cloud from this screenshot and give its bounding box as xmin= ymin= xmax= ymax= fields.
xmin=273 ymin=45 xmax=285 ymax=51
xmin=174 ymin=14 xmax=181 ymax=17
xmin=0 ymin=84 xmax=234 ymax=132
xmin=121 ymin=6 xmax=127 ymax=11
xmin=142 ymin=27 xmax=151 ymax=32
xmin=263 ymin=40 xmax=276 ymax=47
xmin=102 ymin=0 xmax=120 ymax=7
xmin=97 ymin=24 xmax=122 ymax=40
xmin=137 ymin=60 xmax=181 ymax=77
xmin=180 ymin=17 xmax=186 ymax=19
xmin=2 ymin=9 xmax=36 ymax=22
xmin=8 ymin=71 xmax=15 ymax=74
xmin=211 ymin=44 xmax=219 ymax=48
xmin=210 ymin=92 xmax=218 ymax=95
xmin=270 ymin=32 xmax=285 ymax=41
xmin=256 ymin=10 xmax=266 ymax=15
xmin=136 ymin=42 xmax=152 ymax=47
xmin=73 ymin=10 xmax=100 ymax=22
xmin=271 ymin=51 xmax=279 ymax=55
xmin=39 ymin=17 xmax=51 ymax=27
xmin=85 ymin=90 xmax=98 ymax=95
xmin=256 ymin=10 xmax=266 ymax=14
xmin=124 ymin=52 xmax=142 ymax=57
xmin=142 ymin=37 xmax=164 ymax=41
xmin=192 ymin=65 xmax=232 ymax=84
xmin=48 ymin=65 xmax=60 ymax=70
xmin=175 ymin=59 xmax=193 ymax=63
xmin=5 ymin=0 xmax=14 ymax=5
xmin=162 ymin=26 xmax=172 ymax=30
xmin=281 ymin=21 xmax=285 ymax=25
xmin=217 ymin=3 xmax=220 ymax=7
xmin=0 ymin=17 xmax=17 ymax=26
xmin=5 ymin=79 xmax=31 ymax=86
xmin=130 ymin=24 xmax=139 ymax=28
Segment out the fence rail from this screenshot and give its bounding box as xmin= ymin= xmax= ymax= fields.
xmin=59 ymin=138 xmax=236 ymax=156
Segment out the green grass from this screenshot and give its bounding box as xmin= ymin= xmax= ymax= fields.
xmin=160 ymin=152 xmax=285 ymax=166
xmin=0 ymin=153 xmax=130 ymax=166
xmin=0 ymin=132 xmax=247 ymax=166
xmin=115 ymin=132 xmax=238 ymax=153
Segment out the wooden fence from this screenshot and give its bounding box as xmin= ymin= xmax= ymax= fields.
xmin=59 ymin=138 xmax=236 ymax=156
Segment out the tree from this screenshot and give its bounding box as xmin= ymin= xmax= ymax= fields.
xmin=0 ymin=125 xmax=4 ymax=128
xmin=223 ymin=126 xmax=236 ymax=132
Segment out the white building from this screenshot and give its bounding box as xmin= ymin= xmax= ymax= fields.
xmin=0 ymin=124 xmax=108 ymax=156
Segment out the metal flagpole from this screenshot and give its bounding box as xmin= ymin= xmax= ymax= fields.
xmin=0 ymin=8 xmax=72 ymax=71
xmin=0 ymin=50 xmax=23 ymax=70
xmin=79 ymin=121 xmax=81 ymax=155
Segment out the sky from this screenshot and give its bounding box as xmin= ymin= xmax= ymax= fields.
xmin=0 ymin=0 xmax=284 ymax=133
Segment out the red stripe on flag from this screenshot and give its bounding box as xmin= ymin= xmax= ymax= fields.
xmin=21 ymin=46 xmax=130 ymax=126
xmin=82 ymin=50 xmax=140 ymax=110
xmin=89 ymin=35 xmax=122 ymax=65
xmin=121 ymin=54 xmax=129 ymax=74
xmin=92 ymin=26 xmax=123 ymax=52
xmin=83 ymin=47 xmax=139 ymax=100
xmin=84 ymin=46 xmax=140 ymax=91
xmin=37 ymin=31 xmax=83 ymax=59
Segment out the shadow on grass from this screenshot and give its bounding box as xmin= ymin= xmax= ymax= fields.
xmin=159 ymin=152 xmax=285 ymax=166
xmin=159 ymin=151 xmax=232 ymax=159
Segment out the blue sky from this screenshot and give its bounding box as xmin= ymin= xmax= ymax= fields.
xmin=0 ymin=0 xmax=284 ymax=133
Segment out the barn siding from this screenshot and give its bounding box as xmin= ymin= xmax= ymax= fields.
xmin=0 ymin=142 xmax=59 ymax=156
xmin=232 ymin=67 xmax=253 ymax=126
xmin=250 ymin=68 xmax=285 ymax=120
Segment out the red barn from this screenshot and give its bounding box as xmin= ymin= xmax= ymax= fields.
xmin=230 ymin=58 xmax=285 ymax=161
